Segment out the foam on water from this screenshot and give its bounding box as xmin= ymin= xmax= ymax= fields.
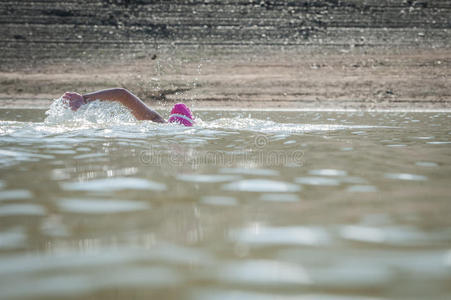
xmin=200 ymin=117 xmax=388 ymax=134
xmin=0 ymin=98 xmax=391 ymax=142
xmin=45 ymin=97 xmax=136 ymax=124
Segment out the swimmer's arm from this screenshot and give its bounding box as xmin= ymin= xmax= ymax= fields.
xmin=83 ymin=88 xmax=166 ymax=123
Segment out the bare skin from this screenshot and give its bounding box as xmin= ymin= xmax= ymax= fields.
xmin=62 ymin=88 xmax=166 ymax=123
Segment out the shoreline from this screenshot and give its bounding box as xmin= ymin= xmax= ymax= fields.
xmin=1 ymin=46 xmax=450 ymax=111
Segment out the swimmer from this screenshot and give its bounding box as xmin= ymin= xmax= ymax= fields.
xmin=61 ymin=88 xmax=194 ymax=126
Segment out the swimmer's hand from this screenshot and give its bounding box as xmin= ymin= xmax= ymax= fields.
xmin=62 ymin=92 xmax=85 ymax=111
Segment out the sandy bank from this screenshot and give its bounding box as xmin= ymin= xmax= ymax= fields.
xmin=1 ymin=46 xmax=450 ymax=111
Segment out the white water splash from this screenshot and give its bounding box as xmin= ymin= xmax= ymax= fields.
xmin=5 ymin=98 xmax=392 ymax=140
xmin=198 ymin=117 xmax=387 ymax=133
xmin=45 ymin=97 xmax=135 ymax=124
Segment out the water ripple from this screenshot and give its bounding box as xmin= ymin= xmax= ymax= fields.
xmin=0 ymin=204 xmax=46 ymax=216
xmin=384 ymin=173 xmax=427 ymax=181
xmin=200 ymin=196 xmax=238 ymax=206
xmin=415 ymin=161 xmax=438 ymax=167
xmin=340 ymin=225 xmax=451 ymax=246
xmin=0 ymin=227 xmax=27 ymax=249
xmin=230 ymin=225 xmax=330 ymax=246
xmin=58 ymin=198 xmax=150 ymax=214
xmin=309 ymin=169 xmax=347 ymax=176
xmin=295 ymin=177 xmax=340 ymax=186
xmin=216 ymin=259 xmax=312 ymax=286
xmin=177 ymin=174 xmax=241 ymax=183
xmin=0 ymin=190 xmax=33 ymax=201
xmin=223 ymin=179 xmax=301 ymax=192
xmin=259 ymin=193 xmax=300 ymax=202
xmin=61 ymin=177 xmax=167 ymax=192
xmin=347 ymin=185 xmax=378 ymax=193
xmin=219 ymin=167 xmax=279 ymax=176
xmin=193 ymin=290 xmax=386 ymax=300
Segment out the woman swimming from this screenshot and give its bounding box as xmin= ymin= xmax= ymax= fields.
xmin=61 ymin=88 xmax=195 ymax=126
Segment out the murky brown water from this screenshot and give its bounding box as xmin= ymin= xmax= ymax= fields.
xmin=0 ymin=103 xmax=450 ymax=300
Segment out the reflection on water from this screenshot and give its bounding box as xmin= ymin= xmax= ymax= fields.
xmin=61 ymin=177 xmax=167 ymax=192
xmin=223 ymin=179 xmax=301 ymax=192
xmin=384 ymin=173 xmax=428 ymax=181
xmin=230 ymin=225 xmax=330 ymax=246
xmin=58 ymin=198 xmax=151 ymax=214
xmin=0 ymin=102 xmax=450 ymax=299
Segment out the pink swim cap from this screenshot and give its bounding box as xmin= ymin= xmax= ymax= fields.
xmin=168 ymin=103 xmax=194 ymax=127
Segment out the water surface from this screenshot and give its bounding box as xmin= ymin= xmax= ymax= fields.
xmin=0 ymin=100 xmax=450 ymax=299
